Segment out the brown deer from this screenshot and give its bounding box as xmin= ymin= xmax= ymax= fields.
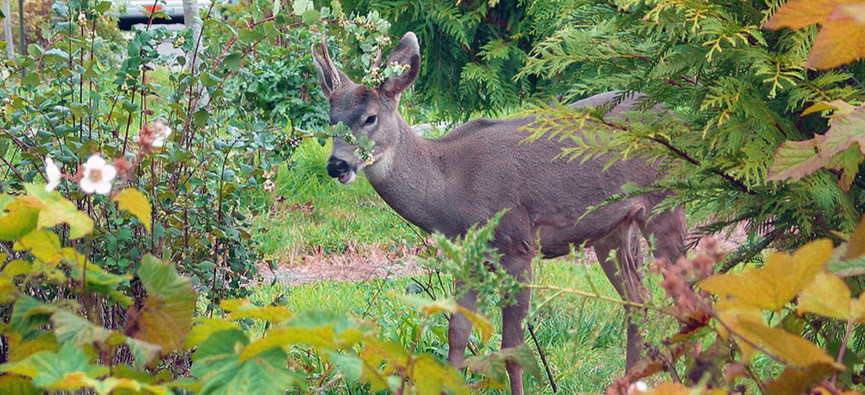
xmin=312 ymin=32 xmax=686 ymax=394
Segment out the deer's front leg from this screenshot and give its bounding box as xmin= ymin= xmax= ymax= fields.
xmin=501 ymin=255 xmax=532 ymax=395
xmin=448 ymin=284 xmax=478 ymax=369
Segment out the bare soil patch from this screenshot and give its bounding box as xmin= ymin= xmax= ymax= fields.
xmin=257 ymin=242 xmax=426 ymax=285
xmin=258 ymin=225 xmax=749 ymax=286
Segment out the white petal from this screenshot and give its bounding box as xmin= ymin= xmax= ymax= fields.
xmin=101 ymin=164 xmax=117 ymax=181
xmin=152 ymin=137 xmax=165 ymax=147
xmin=45 ymin=157 xmax=61 ymax=183
xmin=85 ymin=155 xmax=107 ymax=169
xmin=45 ymin=179 xmax=61 ymax=192
xmin=93 ymin=180 xmax=113 ymax=195
xmin=80 ymin=178 xmax=97 ymax=194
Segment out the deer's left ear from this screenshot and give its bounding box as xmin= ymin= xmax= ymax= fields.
xmin=380 ymin=32 xmax=421 ymax=97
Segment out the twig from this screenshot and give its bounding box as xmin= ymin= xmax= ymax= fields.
xmin=831 ymin=319 xmax=855 ymax=386
xmin=523 ymin=284 xmax=662 ymax=311
xmin=528 ymin=322 xmax=557 ymax=393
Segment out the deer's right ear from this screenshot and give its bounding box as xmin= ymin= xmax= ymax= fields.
xmin=380 ymin=32 xmax=421 ymax=98
xmin=311 ymin=35 xmax=349 ymax=99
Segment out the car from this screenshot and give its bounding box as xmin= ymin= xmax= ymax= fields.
xmin=113 ymin=0 xmax=211 ymax=29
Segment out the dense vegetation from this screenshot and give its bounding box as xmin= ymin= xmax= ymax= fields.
xmin=1 ymin=0 xmax=864 ymax=393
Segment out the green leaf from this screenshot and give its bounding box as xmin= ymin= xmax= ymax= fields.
xmin=291 ymin=0 xmax=312 ymax=14
xmin=0 ymin=343 xmax=108 ymax=390
xmin=51 ymin=310 xmax=113 ymax=347
xmin=302 ymin=9 xmax=320 ymax=25
xmin=113 ymin=188 xmax=152 ymax=232
xmin=0 ymin=199 xmax=39 ymax=242
xmin=125 ymin=337 xmax=162 ymax=370
xmin=130 ymin=255 xmax=195 ymax=355
xmin=223 ymin=52 xmax=242 ymax=72
xmin=191 ymin=329 xmax=300 ymax=394
xmin=94 ymin=1 xmax=111 ymax=13
xmin=193 ymin=109 xmax=210 ymax=127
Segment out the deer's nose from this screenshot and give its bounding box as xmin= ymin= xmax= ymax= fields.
xmin=327 ymin=157 xmax=350 ymax=178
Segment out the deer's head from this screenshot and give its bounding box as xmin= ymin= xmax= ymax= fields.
xmin=312 ymin=32 xmax=421 ymax=184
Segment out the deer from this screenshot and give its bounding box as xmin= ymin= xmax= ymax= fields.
xmin=312 ymin=32 xmax=687 ymax=394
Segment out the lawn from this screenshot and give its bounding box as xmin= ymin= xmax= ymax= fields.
xmin=249 ymin=138 xmax=682 ymax=393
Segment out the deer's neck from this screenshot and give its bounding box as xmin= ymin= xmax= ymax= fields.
xmin=363 ymin=119 xmax=447 ymax=233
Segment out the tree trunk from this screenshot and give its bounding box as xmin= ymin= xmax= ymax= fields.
xmin=3 ymin=0 xmax=13 ymax=59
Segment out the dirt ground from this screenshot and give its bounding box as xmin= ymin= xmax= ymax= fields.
xmin=257 ymin=225 xmax=749 ymax=286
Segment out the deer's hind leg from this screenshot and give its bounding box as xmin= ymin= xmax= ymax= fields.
xmin=593 ymin=221 xmax=647 ymax=370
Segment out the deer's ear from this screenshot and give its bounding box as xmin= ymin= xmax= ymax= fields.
xmin=380 ymin=32 xmax=421 ymax=97
xmin=312 ymin=35 xmax=349 ymax=99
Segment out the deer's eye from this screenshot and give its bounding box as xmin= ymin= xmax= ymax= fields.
xmin=364 ymin=115 xmax=377 ymax=126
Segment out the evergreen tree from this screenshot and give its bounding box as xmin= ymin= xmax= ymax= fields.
xmin=518 ymin=0 xmax=865 ymax=259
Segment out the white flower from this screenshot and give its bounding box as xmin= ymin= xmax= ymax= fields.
xmin=627 ymin=381 xmax=649 ymax=394
xmin=44 ymin=157 xmax=62 ymax=192
xmin=151 ymin=121 xmax=172 ymax=148
xmin=79 ymin=155 xmax=117 ymax=195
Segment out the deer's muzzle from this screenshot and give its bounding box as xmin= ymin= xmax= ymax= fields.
xmin=327 ymin=156 xmax=356 ymax=184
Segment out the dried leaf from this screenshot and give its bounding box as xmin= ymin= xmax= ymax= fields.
xmin=768 ymin=106 xmax=865 ymax=184
xmin=129 ymin=255 xmax=195 ymax=355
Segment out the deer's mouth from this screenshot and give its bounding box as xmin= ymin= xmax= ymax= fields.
xmin=327 ymin=156 xmax=357 ymax=184
xmin=338 ymin=171 xmax=357 ymax=184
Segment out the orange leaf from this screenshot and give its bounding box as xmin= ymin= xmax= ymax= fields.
xmin=699 ymin=240 xmax=833 ymax=311
xmin=806 ymin=16 xmax=865 ymax=69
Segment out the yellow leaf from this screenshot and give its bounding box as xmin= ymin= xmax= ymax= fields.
xmin=798 ymin=272 xmax=853 ymax=319
xmin=763 ymin=0 xmax=856 ymax=30
xmin=736 ymin=315 xmax=842 ymax=369
xmin=766 ymin=364 xmax=838 ymax=395
xmin=802 ymin=100 xmax=857 ymax=116
xmin=187 ymin=318 xmax=235 ymax=349
xmin=845 ymin=215 xmax=865 ymax=259
xmin=699 ymin=240 xmax=833 ymax=311
xmin=806 ymin=16 xmax=865 ymax=69
xmin=113 ymin=188 xmax=152 ymax=232
xmin=716 ymin=304 xmax=761 ymax=360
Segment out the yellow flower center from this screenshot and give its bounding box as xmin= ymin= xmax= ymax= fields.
xmin=88 ymin=168 xmax=103 ymax=182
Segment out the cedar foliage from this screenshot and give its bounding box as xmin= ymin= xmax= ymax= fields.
xmin=518 ymin=0 xmax=865 ymax=256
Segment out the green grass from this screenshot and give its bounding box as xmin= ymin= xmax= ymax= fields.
xmin=251 ymin=139 xmax=422 ymax=259
xmin=248 ymin=139 xmax=682 ymax=393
